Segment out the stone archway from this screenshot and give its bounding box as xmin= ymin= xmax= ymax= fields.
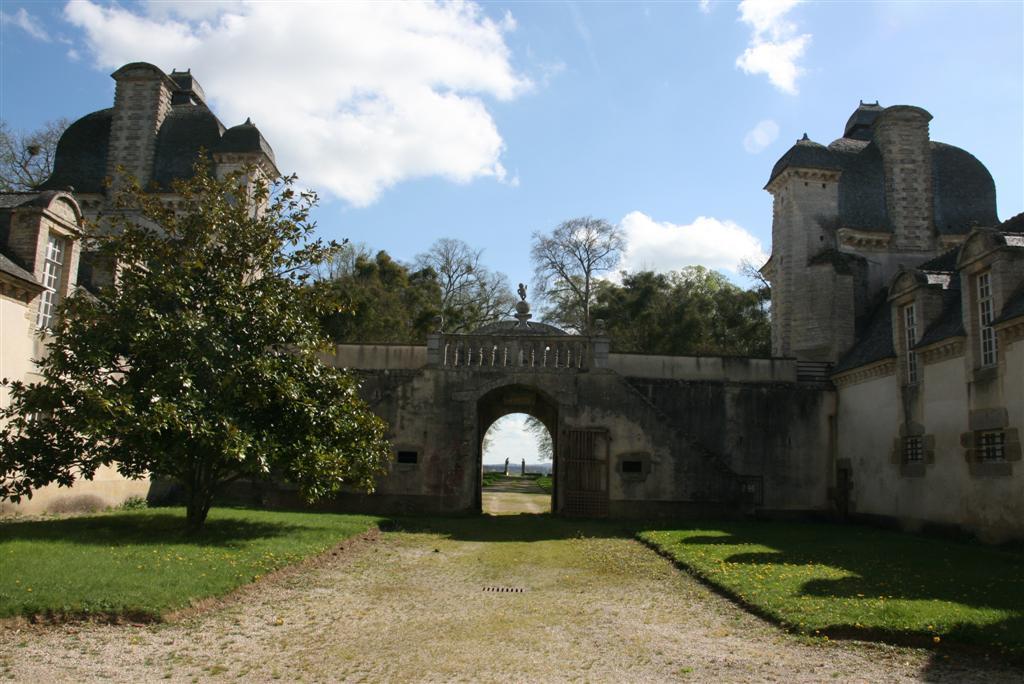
xmin=476 ymin=383 xmax=559 ymax=513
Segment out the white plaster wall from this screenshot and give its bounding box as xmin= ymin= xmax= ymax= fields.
xmin=837 ymin=373 xmax=900 ymax=514
xmin=916 ymin=356 xmax=970 ymax=526
xmin=0 ymin=293 xmax=36 ymax=410
xmin=0 ymin=465 xmax=151 ymax=516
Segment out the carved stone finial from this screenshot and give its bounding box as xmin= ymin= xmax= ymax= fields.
xmin=593 ymin=318 xmax=607 ymax=336
xmin=517 ymin=282 xmax=527 ymax=302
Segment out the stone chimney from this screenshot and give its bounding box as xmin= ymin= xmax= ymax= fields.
xmin=873 ymin=105 xmax=935 ymax=252
xmin=106 ymin=63 xmax=175 ymax=188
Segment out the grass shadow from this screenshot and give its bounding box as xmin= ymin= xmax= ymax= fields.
xmin=0 ymin=510 xmax=318 ymax=548
xmin=389 ymin=512 xmax=639 ymax=543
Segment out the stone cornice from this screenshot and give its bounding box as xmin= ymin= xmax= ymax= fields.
xmin=838 ymin=228 xmax=892 ymax=250
xmin=996 ymin=318 xmax=1024 ymax=346
xmin=0 ymin=271 xmax=43 ymax=302
xmin=832 ymin=357 xmax=896 ymax=388
xmin=918 ymin=337 xmax=965 ymax=365
xmin=765 ymin=167 xmax=842 ymax=193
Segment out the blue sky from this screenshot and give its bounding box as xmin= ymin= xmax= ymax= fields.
xmin=2 ymin=1 xmax=1021 ymax=291
xmin=3 ymin=1 xmax=1021 ymax=464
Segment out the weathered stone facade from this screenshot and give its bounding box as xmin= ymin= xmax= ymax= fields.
xmin=766 ymin=102 xmax=1024 ymax=541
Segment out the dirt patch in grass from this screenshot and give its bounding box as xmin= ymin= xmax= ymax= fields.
xmin=3 ymin=515 xmax=1019 ymax=682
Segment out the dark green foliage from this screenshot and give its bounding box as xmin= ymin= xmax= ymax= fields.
xmin=320 ymin=248 xmax=441 ymax=343
xmin=0 ymin=164 xmax=391 ymax=531
xmin=592 ymin=266 xmax=770 ymax=356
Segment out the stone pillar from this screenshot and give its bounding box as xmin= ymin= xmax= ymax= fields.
xmin=106 ymin=63 xmax=175 ymax=189
xmin=426 ymin=333 xmax=442 ymax=367
xmin=874 ymin=106 xmax=935 ymax=252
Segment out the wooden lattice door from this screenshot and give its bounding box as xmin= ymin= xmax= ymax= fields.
xmin=560 ymin=428 xmax=609 ymax=517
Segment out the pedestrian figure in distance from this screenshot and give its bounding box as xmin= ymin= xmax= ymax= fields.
xmin=504 ymin=457 xmax=509 ymax=476
xmin=521 ymin=458 xmax=526 ymax=476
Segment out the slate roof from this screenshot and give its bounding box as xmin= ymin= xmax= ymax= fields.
xmin=807 ymin=248 xmax=866 ymax=275
xmin=767 ymin=104 xmax=998 ymax=236
xmin=931 ymin=142 xmax=998 ymax=234
xmin=914 ymin=282 xmax=965 ymax=348
xmin=38 ymin=109 xmax=113 ymax=193
xmin=0 ymin=252 xmax=40 ymax=287
xmin=832 ymin=294 xmax=895 ymax=374
xmin=917 ymin=247 xmax=959 ymax=273
xmin=993 ymin=282 xmax=1024 ymax=326
xmin=152 ymin=105 xmax=225 ymax=189
xmin=843 ymin=101 xmax=884 ymax=141
xmin=0 ymin=193 xmax=35 ymax=209
xmin=998 ymin=212 xmax=1024 ymax=233
xmin=767 ymin=135 xmax=839 ymax=184
xmin=39 ymin=64 xmax=273 ymax=193
xmin=216 ymin=119 xmax=277 ymax=163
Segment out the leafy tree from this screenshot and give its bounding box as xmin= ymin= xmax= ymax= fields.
xmin=523 ymin=415 xmax=553 ymax=461
xmin=414 ymin=237 xmax=516 ymax=333
xmin=592 ymin=266 xmax=770 ymax=356
xmin=0 ymin=118 xmax=68 ymax=191
xmin=530 ymin=216 xmax=625 ymax=333
xmin=321 ymin=248 xmax=441 ymax=344
xmin=0 ymin=164 xmax=391 ymax=532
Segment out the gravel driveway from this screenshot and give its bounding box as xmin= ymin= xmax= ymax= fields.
xmin=1 ymin=516 xmax=1018 ymax=683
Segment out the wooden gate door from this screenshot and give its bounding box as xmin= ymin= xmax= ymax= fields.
xmin=560 ymin=428 xmax=609 ymax=517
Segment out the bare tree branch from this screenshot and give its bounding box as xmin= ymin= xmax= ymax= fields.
xmin=0 ymin=118 xmax=69 ymax=192
xmin=530 ymin=216 xmax=624 ymax=333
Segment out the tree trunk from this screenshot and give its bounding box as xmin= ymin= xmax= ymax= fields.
xmin=184 ymin=462 xmax=215 ymax=534
xmin=185 ymin=489 xmax=213 ymax=534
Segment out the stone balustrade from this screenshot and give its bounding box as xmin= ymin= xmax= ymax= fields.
xmin=428 ymin=333 xmax=605 ymax=371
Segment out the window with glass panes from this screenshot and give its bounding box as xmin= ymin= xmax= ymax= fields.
xmin=978 ymin=272 xmax=997 ymax=366
xmin=903 ymin=436 xmax=924 ymax=463
xmin=903 ymin=303 xmax=918 ymax=384
xmin=978 ymin=431 xmax=1006 ymax=462
xmin=36 ymin=235 xmax=66 ymax=329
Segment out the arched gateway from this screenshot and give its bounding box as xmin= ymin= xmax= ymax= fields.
xmin=322 ymin=298 xmax=836 ymax=519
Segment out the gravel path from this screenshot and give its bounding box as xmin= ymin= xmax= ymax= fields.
xmin=482 ymin=479 xmax=550 ymax=515
xmin=1 ymin=517 xmax=1019 ymax=683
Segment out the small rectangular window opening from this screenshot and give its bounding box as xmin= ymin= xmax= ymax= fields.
xmin=978 ymin=431 xmax=1006 ymax=463
xmin=621 ymin=460 xmax=643 ymax=474
xmin=903 ymin=437 xmax=923 ymax=463
xmin=396 ymin=451 xmax=418 ymax=465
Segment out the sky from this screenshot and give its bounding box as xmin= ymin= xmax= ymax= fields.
xmin=2 ymin=0 xmax=1022 ymax=463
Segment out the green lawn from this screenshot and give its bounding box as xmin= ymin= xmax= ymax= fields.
xmin=639 ymin=521 xmax=1024 ymax=656
xmin=535 ymin=475 xmax=553 ymax=493
xmin=0 ymin=507 xmax=381 ymax=621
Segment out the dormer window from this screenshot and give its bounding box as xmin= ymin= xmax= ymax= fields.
xmin=36 ymin=235 xmax=67 ymax=329
xmin=903 ymin=303 xmax=918 ymax=384
xmin=977 ymin=271 xmax=997 ymax=366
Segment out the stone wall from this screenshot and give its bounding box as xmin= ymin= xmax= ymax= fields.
xmin=106 ymin=64 xmax=174 ymax=187
xmin=873 ymin=106 xmax=935 ymax=252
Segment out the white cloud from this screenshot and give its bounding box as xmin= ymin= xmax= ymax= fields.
xmin=482 ymin=414 xmax=544 ymax=465
xmin=735 ymin=0 xmax=810 ymax=94
xmin=1 ymin=8 xmax=50 ymax=41
xmin=698 ymin=0 xmax=712 ymax=14
xmin=743 ymin=119 xmax=779 ymax=153
xmin=63 ymin=0 xmax=531 ymax=207
xmin=617 ymin=211 xmax=767 ymax=276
